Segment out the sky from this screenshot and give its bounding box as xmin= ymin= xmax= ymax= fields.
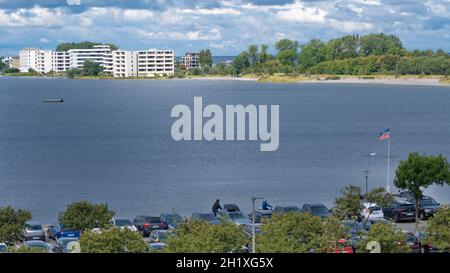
xmin=0 ymin=0 xmax=449 ymax=56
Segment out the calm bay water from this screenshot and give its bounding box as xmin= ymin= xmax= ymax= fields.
xmin=0 ymin=76 xmax=449 ymax=223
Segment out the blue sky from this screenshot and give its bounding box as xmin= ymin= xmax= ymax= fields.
xmin=0 ymin=0 xmax=449 ymax=56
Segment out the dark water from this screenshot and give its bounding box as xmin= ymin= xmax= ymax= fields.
xmin=0 ymin=77 xmax=449 ymax=223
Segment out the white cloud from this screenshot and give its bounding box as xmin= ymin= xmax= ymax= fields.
xmin=328 ymin=19 xmax=374 ymax=32
xmin=67 ymin=0 xmax=81 ymax=6
xmin=39 ymin=37 xmax=49 ymax=43
xmin=275 ymin=1 xmax=327 ymax=24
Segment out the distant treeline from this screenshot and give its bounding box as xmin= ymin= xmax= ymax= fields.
xmin=229 ymin=33 xmax=450 ymax=76
xmin=56 ymin=41 xmax=119 ymax=51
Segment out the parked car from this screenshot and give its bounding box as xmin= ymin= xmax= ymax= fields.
xmin=190 ymin=212 xmax=220 ymax=225
xmin=23 ymin=221 xmax=45 ymax=241
xmin=273 ymin=205 xmax=301 ymax=214
xmin=343 ymin=220 xmax=367 ymax=247
xmin=149 ymin=230 xmax=173 ymax=250
xmin=218 ymin=210 xmax=252 ymax=226
xmin=361 ymin=203 xmax=384 ymax=222
xmin=149 ymin=230 xmax=172 ymax=244
xmin=223 ymin=204 xmax=240 ymax=212
xmin=412 ymin=196 xmax=440 ymax=220
xmin=110 ymin=217 xmax=137 ymax=232
xmin=47 ymin=223 xmax=80 ymax=240
xmin=301 ymin=203 xmax=330 ymax=218
xmin=160 ymin=213 xmax=184 ymax=228
xmin=24 ymin=240 xmax=54 ymax=253
xmin=382 ymin=201 xmax=420 ymax=222
xmin=54 ymin=237 xmax=80 ymax=253
xmin=249 ymin=210 xmax=273 ymax=224
xmin=0 ymin=243 xmax=7 ymax=253
xmin=397 ymin=191 xmax=414 ymax=200
xmin=334 ymin=238 xmax=354 ymax=253
xmin=133 ymin=216 xmax=168 ymax=236
xmin=404 ymin=232 xmax=421 ymax=253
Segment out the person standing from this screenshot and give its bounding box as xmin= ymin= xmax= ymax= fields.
xmin=212 ymin=199 xmax=222 ymax=217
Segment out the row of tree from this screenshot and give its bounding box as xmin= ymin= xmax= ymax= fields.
xmin=56 ymin=41 xmax=118 ymax=52
xmin=66 ymin=60 xmax=104 ymax=78
xmin=229 ymin=33 xmax=450 ymax=76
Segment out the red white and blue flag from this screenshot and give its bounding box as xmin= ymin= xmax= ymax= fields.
xmin=379 ymin=128 xmax=390 ymax=141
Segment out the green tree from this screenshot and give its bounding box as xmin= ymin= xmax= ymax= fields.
xmin=247 ymin=45 xmax=259 ymax=66
xmin=320 ymin=214 xmax=347 ymax=253
xmin=67 ymin=68 xmax=82 ymax=78
xmin=359 ymin=222 xmax=409 ymax=253
xmin=165 ymin=220 xmax=248 ymax=253
xmin=299 ymin=39 xmax=328 ymax=71
xmin=82 ymin=60 xmax=103 ymax=76
xmin=424 ymin=206 xmax=450 ymax=251
xmin=334 ymin=185 xmax=363 ymax=220
xmin=4 ymin=67 xmax=20 ymax=73
xmin=56 ymin=41 xmax=118 ymax=51
xmin=80 ymin=228 xmax=148 ymax=253
xmin=257 ymin=212 xmax=323 ymax=253
xmin=199 ymin=49 xmax=212 ymax=67
xmin=359 ymin=33 xmax=404 ymax=56
xmin=0 ymin=206 xmax=32 ymax=245
xmin=394 ymin=153 xmax=450 ymax=234
xmin=232 ymin=51 xmax=250 ymax=76
xmin=59 ymin=201 xmax=115 ymax=232
xmin=275 ymin=39 xmax=299 ymax=68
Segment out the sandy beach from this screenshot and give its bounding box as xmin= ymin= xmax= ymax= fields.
xmin=188 ymin=76 xmax=450 ymax=86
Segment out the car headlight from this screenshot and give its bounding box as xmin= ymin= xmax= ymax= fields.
xmin=425 ymin=209 xmax=431 ymax=213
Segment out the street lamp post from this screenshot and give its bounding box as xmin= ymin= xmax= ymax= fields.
xmin=251 ymin=197 xmax=264 ymax=254
xmin=364 ymin=152 xmax=377 ymax=195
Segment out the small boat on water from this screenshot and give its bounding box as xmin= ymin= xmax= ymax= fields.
xmin=42 ymin=99 xmax=64 ymax=103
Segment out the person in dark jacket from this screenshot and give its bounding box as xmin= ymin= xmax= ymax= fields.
xmin=262 ymin=200 xmax=272 ymax=210
xmin=212 ymin=199 xmax=222 ymax=217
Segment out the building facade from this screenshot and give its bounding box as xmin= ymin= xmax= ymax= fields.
xmin=19 ymin=46 xmax=174 ymax=77
xmin=181 ymin=52 xmax=200 ymax=70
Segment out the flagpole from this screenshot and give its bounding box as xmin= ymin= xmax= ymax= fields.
xmin=386 ymin=134 xmax=391 ymax=193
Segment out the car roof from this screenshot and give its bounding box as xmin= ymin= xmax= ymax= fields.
xmin=25 ymin=221 xmax=42 ymax=225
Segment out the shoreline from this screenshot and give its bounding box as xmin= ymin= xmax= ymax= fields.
xmin=2 ymin=74 xmax=449 ymax=87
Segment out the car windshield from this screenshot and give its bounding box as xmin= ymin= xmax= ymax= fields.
xmin=421 ymin=198 xmax=437 ymax=206
xmin=311 ymin=206 xmax=328 ymax=214
xmin=0 ymin=245 xmax=7 ymax=252
xmin=368 ymin=206 xmax=381 ymax=212
xmin=399 ymin=203 xmax=413 ymax=208
xmin=164 ymin=214 xmax=182 ymax=223
xmin=27 ymin=224 xmax=42 ymax=230
xmin=145 ymin=217 xmax=161 ymax=223
xmin=27 ymin=242 xmax=47 ymax=248
xmin=228 ymin=212 xmax=245 ymax=220
xmin=115 ymin=219 xmax=132 ymax=226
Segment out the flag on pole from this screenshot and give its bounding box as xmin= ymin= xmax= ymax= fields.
xmin=379 ymin=128 xmax=390 ymax=141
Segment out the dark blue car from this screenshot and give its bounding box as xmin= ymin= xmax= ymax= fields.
xmin=47 ymin=223 xmax=80 ymax=240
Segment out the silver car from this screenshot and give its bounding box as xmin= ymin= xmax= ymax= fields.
xmin=23 ymin=221 xmax=45 ymax=241
xmin=24 ymin=240 xmax=54 ymax=253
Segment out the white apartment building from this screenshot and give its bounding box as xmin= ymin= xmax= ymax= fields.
xmin=52 ymin=51 xmax=70 ymax=72
xmin=19 ymin=46 xmax=174 ymax=77
xmin=68 ymin=45 xmax=112 ymax=69
xmin=182 ymin=52 xmax=200 ymax=70
xmin=137 ymin=49 xmax=174 ymax=77
xmin=19 ymin=48 xmax=53 ymax=73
